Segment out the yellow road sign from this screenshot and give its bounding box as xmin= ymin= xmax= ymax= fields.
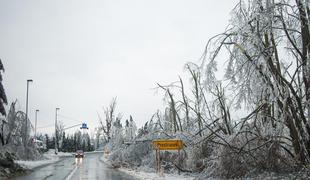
xmin=152 ymin=139 xmax=183 ymax=150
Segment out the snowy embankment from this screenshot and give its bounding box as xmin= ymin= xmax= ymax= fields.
xmin=99 ymin=153 xmax=195 ymax=180
xmin=15 ymin=149 xmax=73 ymax=170
xmin=119 ymin=168 xmax=195 ymax=180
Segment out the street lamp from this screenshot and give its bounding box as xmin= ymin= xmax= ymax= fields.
xmin=34 ymin=109 xmax=39 ymax=140
xmin=25 ymin=79 xmax=33 ymax=148
xmin=55 ymin=107 xmax=60 ymax=155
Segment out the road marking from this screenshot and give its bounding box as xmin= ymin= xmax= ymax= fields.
xmin=43 ymin=174 xmax=53 ymax=180
xmin=65 ymin=165 xmax=78 ymax=180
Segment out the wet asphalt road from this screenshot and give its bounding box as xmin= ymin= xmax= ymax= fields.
xmin=11 ymin=152 xmax=136 ymax=180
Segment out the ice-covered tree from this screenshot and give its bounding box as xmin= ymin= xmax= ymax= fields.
xmin=110 ymin=115 xmax=124 ymax=148
xmin=202 ymin=0 xmax=310 ymax=164
xmin=55 ymin=121 xmax=65 ymax=150
xmin=125 ymin=115 xmax=137 ymax=141
xmin=0 ymin=59 xmax=8 ymax=146
xmin=0 ymin=100 xmax=33 ymax=146
xmin=0 ymin=59 xmax=7 ymax=117
xmin=74 ymin=131 xmax=82 ymax=150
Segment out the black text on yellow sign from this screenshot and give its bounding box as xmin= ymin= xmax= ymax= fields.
xmin=152 ymin=140 xmax=183 ymax=150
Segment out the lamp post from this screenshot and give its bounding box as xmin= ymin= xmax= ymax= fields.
xmin=55 ymin=107 xmax=60 ymax=155
xmin=34 ymin=109 xmax=39 ymax=140
xmin=25 ymin=79 xmax=33 ymax=148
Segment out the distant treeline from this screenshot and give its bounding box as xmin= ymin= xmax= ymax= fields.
xmin=37 ymin=131 xmax=94 ymax=152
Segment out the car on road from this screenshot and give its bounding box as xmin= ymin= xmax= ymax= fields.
xmin=75 ymin=150 xmax=84 ymax=158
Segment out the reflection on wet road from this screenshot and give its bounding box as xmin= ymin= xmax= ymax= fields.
xmin=11 ymin=152 xmax=136 ymax=180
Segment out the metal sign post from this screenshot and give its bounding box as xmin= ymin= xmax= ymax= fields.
xmin=152 ymin=139 xmax=183 ymax=175
xmin=178 ymin=149 xmax=180 ymax=175
xmin=155 ymin=148 xmax=160 ymax=173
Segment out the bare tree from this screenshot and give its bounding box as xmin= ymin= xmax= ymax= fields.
xmin=179 ymin=76 xmax=190 ymax=130
xmin=210 ymin=84 xmax=233 ymax=135
xmin=157 ymin=84 xmax=182 ymax=133
xmin=98 ymin=97 xmax=117 ymax=142
xmin=186 ymin=63 xmax=204 ymax=136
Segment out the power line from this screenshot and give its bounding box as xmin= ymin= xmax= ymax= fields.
xmin=37 ymin=123 xmax=54 ymax=129
xmin=63 ymin=123 xmax=82 ymax=130
xmin=36 ymin=114 xmax=85 ymax=131
xmin=58 ymin=114 xmax=84 ymax=123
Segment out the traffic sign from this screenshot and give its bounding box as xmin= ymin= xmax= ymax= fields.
xmin=153 ymin=139 xmax=183 ymax=175
xmin=152 ymin=139 xmax=183 ymax=150
xmin=80 ymin=123 xmax=89 ymax=129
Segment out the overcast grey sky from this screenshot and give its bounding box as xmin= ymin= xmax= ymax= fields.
xmin=0 ymin=0 xmax=237 ymax=135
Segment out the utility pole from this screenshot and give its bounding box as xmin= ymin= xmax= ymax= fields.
xmin=55 ymin=107 xmax=60 ymax=155
xmin=34 ymin=109 xmax=39 ymax=139
xmin=25 ymin=79 xmax=33 ymax=148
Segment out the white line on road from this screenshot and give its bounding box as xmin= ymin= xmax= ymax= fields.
xmin=65 ymin=165 xmax=78 ymax=180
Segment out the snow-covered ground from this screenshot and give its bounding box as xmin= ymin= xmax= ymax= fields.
xmin=99 ymin=153 xmax=195 ymax=180
xmin=119 ymin=168 xmax=195 ymax=180
xmin=15 ymin=149 xmax=73 ymax=170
